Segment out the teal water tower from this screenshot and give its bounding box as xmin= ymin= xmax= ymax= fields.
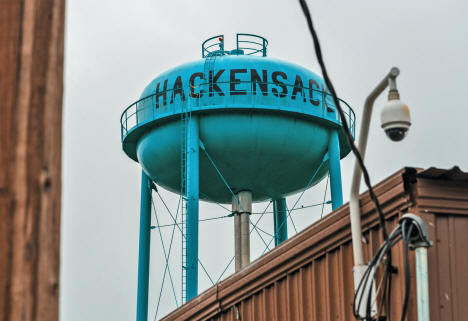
xmin=120 ymin=34 xmax=355 ymax=320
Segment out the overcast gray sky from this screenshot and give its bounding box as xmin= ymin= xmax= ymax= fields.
xmin=61 ymin=0 xmax=468 ymax=320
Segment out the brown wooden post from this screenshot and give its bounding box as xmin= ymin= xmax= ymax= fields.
xmin=0 ymin=0 xmax=65 ymax=320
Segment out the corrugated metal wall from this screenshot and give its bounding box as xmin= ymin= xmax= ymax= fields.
xmin=161 ymin=167 xmax=468 ymax=321
xmin=413 ymin=168 xmax=468 ymax=321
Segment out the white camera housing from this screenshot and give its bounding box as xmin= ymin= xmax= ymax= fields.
xmin=380 ymin=99 xmax=411 ymax=142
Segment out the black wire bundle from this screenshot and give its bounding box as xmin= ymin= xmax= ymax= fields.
xmin=353 ymin=221 xmax=414 ymax=321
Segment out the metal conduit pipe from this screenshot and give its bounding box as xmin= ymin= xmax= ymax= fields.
xmin=415 ymin=247 xmax=430 ymax=321
xmin=239 ymin=191 xmax=252 ymax=269
xmin=233 ymin=198 xmax=242 ymax=272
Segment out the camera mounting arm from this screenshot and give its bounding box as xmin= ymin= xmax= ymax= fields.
xmin=350 ymin=66 xmax=412 ymax=286
xmin=350 ymin=67 xmax=400 ymax=268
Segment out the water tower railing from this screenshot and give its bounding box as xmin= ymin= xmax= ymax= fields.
xmin=120 ymin=81 xmax=355 ymax=142
xmin=202 ymin=35 xmax=225 ymax=58
xmin=236 ymin=34 xmax=268 ymax=57
xmin=201 ymin=34 xmax=268 ymax=58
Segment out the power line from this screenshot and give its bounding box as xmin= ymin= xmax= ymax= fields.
xmin=296 ymin=1 xmax=394 ymax=319
xmin=297 ymin=0 xmax=388 ymax=241
xmin=353 ymin=218 xmax=417 ymax=321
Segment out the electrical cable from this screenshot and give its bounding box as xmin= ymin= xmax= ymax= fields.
xmin=296 ymin=2 xmax=402 ymax=320
xmin=297 ymin=0 xmax=388 ymax=241
xmin=352 ymin=221 xmax=413 ymax=321
xmin=400 ymin=221 xmax=413 ymax=321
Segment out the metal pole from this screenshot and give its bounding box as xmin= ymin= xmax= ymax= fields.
xmin=400 ymin=214 xmax=432 ymax=321
xmin=186 ymin=115 xmax=199 ymax=301
xmin=415 ymin=247 xmax=430 ymax=321
xmin=349 ymin=68 xmax=400 ymax=318
xmin=233 ymin=198 xmax=242 ymax=272
xmin=273 ymin=198 xmax=288 ymax=246
xmin=349 ymin=67 xmax=399 ymax=268
xmin=233 ymin=191 xmax=252 ymax=270
xmin=328 ymin=130 xmax=343 ymax=210
xmin=136 ymin=171 xmax=152 ymax=321
xmin=239 ymin=191 xmax=252 ymax=268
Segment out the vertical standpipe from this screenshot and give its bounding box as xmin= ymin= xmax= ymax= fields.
xmin=233 ymin=201 xmax=242 ymax=272
xmin=136 ymin=171 xmax=152 ymax=321
xmin=233 ymin=191 xmax=252 ymax=271
xmin=328 ymin=129 xmax=343 ymax=210
xmin=185 ymin=115 xmax=199 ymax=301
xmin=415 ymin=247 xmax=430 ymax=321
xmin=273 ymin=198 xmax=288 ymax=246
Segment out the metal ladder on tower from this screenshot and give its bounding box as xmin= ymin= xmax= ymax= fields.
xmin=203 ymin=50 xmax=224 ymax=86
xmin=180 ymin=100 xmax=191 ymax=303
xmin=203 ymin=53 xmax=216 ymax=81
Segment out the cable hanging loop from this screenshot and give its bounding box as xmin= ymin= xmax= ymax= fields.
xmin=353 ymin=214 xmax=432 ymax=321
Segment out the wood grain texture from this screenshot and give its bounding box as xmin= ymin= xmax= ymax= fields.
xmin=0 ymin=0 xmax=65 ymax=320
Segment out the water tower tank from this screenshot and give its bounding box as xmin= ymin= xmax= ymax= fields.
xmin=121 ymin=34 xmax=354 ymax=203
xmin=121 ymin=34 xmax=355 ymax=314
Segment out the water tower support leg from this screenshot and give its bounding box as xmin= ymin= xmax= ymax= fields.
xmin=273 ymin=198 xmax=288 ymax=246
xmin=328 ymin=130 xmax=343 ymax=210
xmin=186 ymin=116 xmax=200 ymax=301
xmin=136 ymin=171 xmax=152 ymax=321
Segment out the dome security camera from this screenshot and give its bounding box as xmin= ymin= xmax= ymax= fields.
xmin=380 ymin=93 xmax=411 ymax=142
